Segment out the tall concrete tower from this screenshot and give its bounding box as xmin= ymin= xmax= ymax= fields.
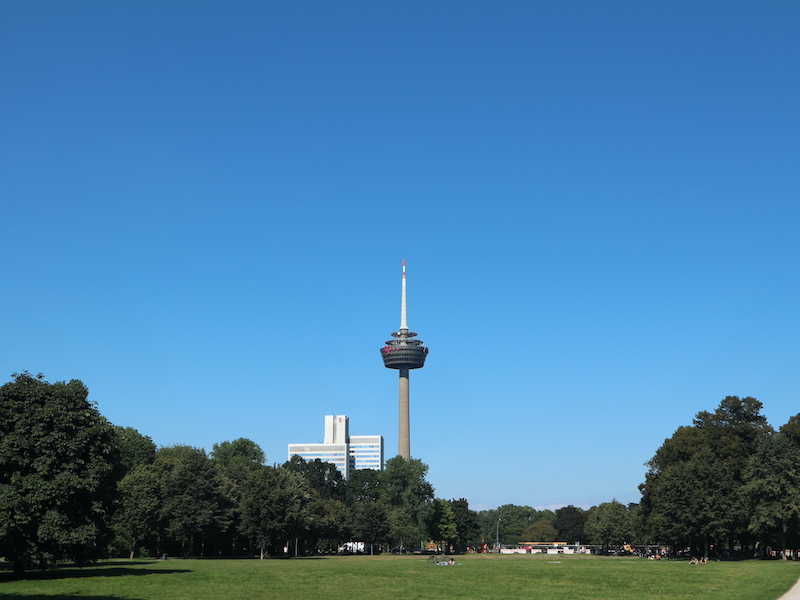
xmin=380 ymin=260 xmax=428 ymax=459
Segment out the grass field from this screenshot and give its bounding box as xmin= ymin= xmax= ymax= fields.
xmin=1 ymin=554 xmax=799 ymax=600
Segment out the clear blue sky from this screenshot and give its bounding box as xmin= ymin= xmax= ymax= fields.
xmin=3 ymin=1 xmax=799 ymax=511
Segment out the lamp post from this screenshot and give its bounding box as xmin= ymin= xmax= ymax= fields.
xmin=496 ymin=518 xmax=501 ymax=553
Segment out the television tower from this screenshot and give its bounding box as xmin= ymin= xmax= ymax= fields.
xmin=380 ymin=260 xmax=428 ymax=460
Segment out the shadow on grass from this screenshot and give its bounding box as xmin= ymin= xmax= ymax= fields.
xmin=0 ymin=595 xmax=145 ymax=600
xmin=0 ymin=563 xmax=191 ymax=584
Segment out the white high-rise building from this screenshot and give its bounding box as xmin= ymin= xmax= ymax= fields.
xmin=287 ymin=415 xmax=384 ymax=480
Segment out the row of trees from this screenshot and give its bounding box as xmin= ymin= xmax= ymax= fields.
xmin=3 ymin=373 xmax=798 ymax=575
xmin=0 ymin=372 xmax=484 ymax=574
xmin=116 ymin=443 xmax=454 ymax=560
xmin=514 ymin=397 xmax=800 ymax=558
xmin=640 ymin=396 xmax=800 ymax=558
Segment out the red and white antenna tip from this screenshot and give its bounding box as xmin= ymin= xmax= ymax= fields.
xmin=402 ymin=259 xmax=406 ymax=277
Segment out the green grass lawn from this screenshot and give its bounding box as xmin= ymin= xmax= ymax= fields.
xmin=1 ymin=554 xmax=799 ymax=600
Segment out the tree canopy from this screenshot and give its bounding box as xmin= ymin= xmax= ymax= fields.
xmin=0 ymin=373 xmax=122 ymax=576
xmin=10 ymin=368 xmax=799 ymax=566
xmin=554 ymin=505 xmax=587 ymax=544
xmin=637 ymin=396 xmax=800 ymax=557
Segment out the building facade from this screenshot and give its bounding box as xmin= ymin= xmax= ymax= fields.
xmin=287 ymin=415 xmax=384 ymax=480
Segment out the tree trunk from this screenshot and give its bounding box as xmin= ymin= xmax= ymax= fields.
xmin=12 ymin=560 xmax=25 ymax=579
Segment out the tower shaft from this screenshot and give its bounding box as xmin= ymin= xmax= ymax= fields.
xmin=398 ymin=368 xmax=410 ymax=459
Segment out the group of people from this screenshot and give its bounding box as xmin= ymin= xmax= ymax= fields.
xmin=689 ymin=556 xmax=708 ymax=565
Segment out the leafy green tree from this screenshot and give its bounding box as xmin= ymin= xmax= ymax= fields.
xmin=153 ymin=446 xmax=230 ymax=557
xmin=554 ymin=505 xmax=587 ymax=544
xmin=283 ymin=456 xmax=345 ymax=501
xmin=379 ymin=457 xmax=435 ymax=548
xmin=430 ymin=499 xmax=459 ymax=551
xmin=280 ymin=456 xmax=351 ymax=552
xmin=116 ymin=464 xmax=160 ymax=558
xmin=522 ymin=520 xmax=558 ymax=542
xmin=742 ymin=434 xmax=800 ymax=557
xmin=693 ymin=396 xmax=772 ymax=476
xmin=639 ymin=396 xmax=772 ymax=555
xmin=585 ymin=500 xmax=632 ymax=550
xmin=344 ymin=468 xmax=382 ymax=504
xmin=448 ymin=498 xmax=480 ymax=552
xmin=113 ymin=426 xmax=156 ymax=475
xmin=349 ymin=499 xmax=390 ymax=548
xmin=779 ymin=414 xmax=800 ymax=449
xmin=479 ymin=505 xmax=554 ymax=546
xmin=240 ymin=466 xmax=281 ymax=558
xmin=212 ymin=438 xmax=265 ymax=479
xmin=275 ymin=469 xmax=317 ymax=556
xmin=211 ymin=438 xmax=265 ymax=556
xmin=0 ymin=373 xmax=121 ymax=577
xmin=647 ymin=454 xmax=739 ymax=552
xmin=309 ymin=496 xmax=351 ymax=551
xmin=240 ymin=466 xmax=315 ymax=557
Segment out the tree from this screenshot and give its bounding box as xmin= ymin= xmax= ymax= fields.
xmin=240 ymin=466 xmax=282 ymax=559
xmin=0 ymin=373 xmax=121 ymax=577
xmin=344 ymin=468 xmax=382 ymax=505
xmin=113 ymin=426 xmax=156 ymax=476
xmin=448 ymin=499 xmax=480 ymax=552
xmin=275 ymin=469 xmax=317 ymax=555
xmin=639 ymin=396 xmax=772 ymax=555
xmin=240 ymin=466 xmax=316 ymax=558
xmin=585 ymin=500 xmax=632 ymax=550
xmin=650 ymin=456 xmax=738 ymax=551
xmin=116 ymin=464 xmax=160 ymax=558
xmin=212 ymin=438 xmax=265 ymax=473
xmin=522 ymin=520 xmax=558 ymax=542
xmin=283 ymin=456 xmax=344 ymax=501
xmin=430 ymin=499 xmax=459 ymax=551
xmin=211 ymin=438 xmax=266 ymax=556
xmin=152 ymin=446 xmax=230 ymax=557
xmin=742 ymin=434 xmax=800 ymax=558
xmin=349 ymin=499 xmax=390 ymax=548
xmin=554 ymin=505 xmax=587 ymax=544
xmin=779 ymin=414 xmax=800 ymax=449
xmin=478 ymin=505 xmax=554 ymax=545
xmin=379 ymin=457 xmax=435 ymax=548
xmin=309 ymin=496 xmax=351 ymax=551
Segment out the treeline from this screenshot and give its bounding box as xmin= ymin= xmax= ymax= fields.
xmin=0 ymin=372 xmax=482 ymax=574
xmin=498 ymin=396 xmax=800 ymax=559
xmin=3 ymin=373 xmax=800 ymax=577
xmin=116 ymin=443 xmax=458 ymax=560
xmin=640 ymin=396 xmax=800 ymax=558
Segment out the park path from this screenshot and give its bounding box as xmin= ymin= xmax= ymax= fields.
xmin=779 ymin=575 xmax=800 ymax=600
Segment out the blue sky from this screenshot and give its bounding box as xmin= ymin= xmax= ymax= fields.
xmin=2 ymin=1 xmax=799 ymax=511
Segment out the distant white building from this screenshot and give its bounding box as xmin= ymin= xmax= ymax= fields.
xmin=287 ymin=415 xmax=383 ymax=480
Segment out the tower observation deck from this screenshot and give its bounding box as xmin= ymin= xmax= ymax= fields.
xmin=380 ymin=260 xmax=428 ymax=460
